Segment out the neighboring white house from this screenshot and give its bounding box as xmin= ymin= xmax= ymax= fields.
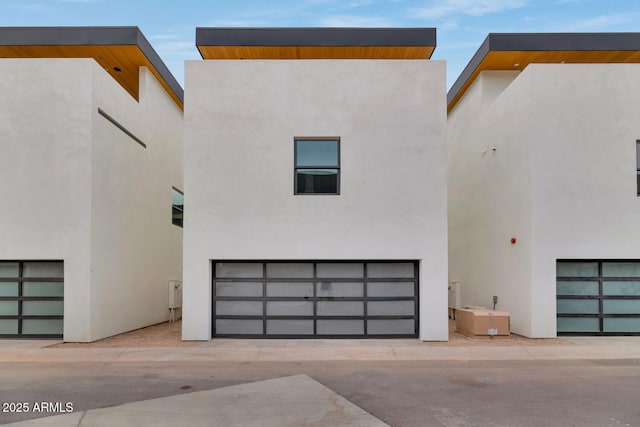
xmin=0 ymin=27 xmax=184 ymax=342
xmin=183 ymin=28 xmax=448 ymax=341
xmin=448 ymin=33 xmax=640 ymax=337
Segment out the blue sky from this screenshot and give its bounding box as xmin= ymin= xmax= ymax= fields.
xmin=1 ymin=0 xmax=639 ymax=90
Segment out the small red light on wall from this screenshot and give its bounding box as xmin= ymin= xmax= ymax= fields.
xmin=510 ymin=237 xmax=517 ymax=244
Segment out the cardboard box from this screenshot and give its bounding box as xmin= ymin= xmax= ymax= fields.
xmin=455 ymin=309 xmax=510 ymax=338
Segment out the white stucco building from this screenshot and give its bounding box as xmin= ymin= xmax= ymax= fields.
xmin=183 ymin=28 xmax=448 ymax=341
xmin=448 ymin=33 xmax=640 ymax=337
xmin=0 ymin=27 xmax=184 ymax=341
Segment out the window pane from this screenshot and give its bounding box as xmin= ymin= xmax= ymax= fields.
xmin=215 ymin=282 xmax=263 ymax=297
xmin=557 ymin=317 xmax=599 ymax=332
xmin=602 ymin=262 xmax=640 ymax=277
xmin=23 ymin=301 xmax=64 ymax=316
xmin=266 ymin=320 xmax=313 ymax=335
xmin=603 ymin=300 xmax=640 ymax=314
xmin=368 ymin=282 xmax=415 ymax=297
xmin=317 ymin=320 xmax=364 ymax=335
xmin=603 ymin=281 xmax=640 ymax=296
xmin=23 ymin=282 xmax=64 ymax=297
xmin=22 ymin=319 xmax=63 ymax=335
xmin=556 ymin=262 xmax=598 ymax=278
xmin=367 ymin=263 xmax=415 ymax=278
xmin=368 ymin=319 xmax=415 ymax=335
xmin=316 ymin=282 xmax=363 ymax=297
xmin=266 ymin=263 xmax=313 ymax=278
xmin=266 ymin=301 xmax=313 ymax=316
xmin=556 ymin=281 xmax=599 ymax=296
xmin=216 ymin=319 xmax=262 ymax=335
xmin=172 ymin=188 xmax=184 ymax=228
xmin=0 ymin=320 xmax=18 ymax=334
xmin=604 ymin=318 xmax=640 ymax=333
xmin=0 ymin=262 xmax=19 ymax=278
xmin=0 ymin=301 xmax=18 ymax=316
xmin=296 ymin=169 xmax=338 ymax=194
xmin=317 ymin=263 xmax=363 ymax=278
xmin=215 ymin=301 xmax=263 ymax=316
xmin=368 ymin=301 xmax=415 ymax=316
xmin=296 ymin=140 xmax=338 ymax=167
xmin=215 ymin=263 xmax=263 ymax=278
xmin=317 ymin=301 xmax=363 ymax=316
xmin=266 ymin=282 xmax=313 ymax=297
xmin=556 ymin=299 xmax=599 ymax=314
xmin=23 ymin=262 xmax=63 ymax=278
xmin=0 ymin=282 xmax=19 ymax=297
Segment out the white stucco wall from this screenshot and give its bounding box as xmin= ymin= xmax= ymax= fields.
xmin=89 ymin=65 xmax=183 ymax=341
xmin=447 ymin=70 xmax=535 ymax=336
xmin=449 ymin=64 xmax=640 ymax=337
xmin=0 ymin=58 xmax=183 ymax=342
xmin=183 ymin=59 xmax=448 ymax=341
xmin=526 ymin=64 xmax=640 ymax=337
xmin=0 ymin=58 xmax=93 ymax=341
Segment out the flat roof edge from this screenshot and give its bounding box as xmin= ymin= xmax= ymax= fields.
xmin=0 ymin=26 xmax=183 ymax=104
xmin=447 ymin=32 xmax=640 ymax=112
xmin=196 ymin=27 xmax=437 ymax=47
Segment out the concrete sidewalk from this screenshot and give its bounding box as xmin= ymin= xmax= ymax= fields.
xmin=3 ymin=375 xmax=389 ymax=427
xmin=1 ymin=337 xmax=639 ymax=363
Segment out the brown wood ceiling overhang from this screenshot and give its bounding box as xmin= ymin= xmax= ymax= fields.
xmin=196 ymin=27 xmax=436 ymax=60
xmin=0 ymin=27 xmax=184 ymax=110
xmin=447 ymin=33 xmax=640 ymax=113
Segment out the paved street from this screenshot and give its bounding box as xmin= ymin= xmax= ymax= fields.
xmin=2 ymin=356 xmax=639 ymax=426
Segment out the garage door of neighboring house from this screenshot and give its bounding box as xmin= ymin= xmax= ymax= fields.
xmin=0 ymin=261 xmax=64 ymax=338
xmin=557 ymin=260 xmax=640 ymax=335
xmin=212 ymin=261 xmax=418 ymax=338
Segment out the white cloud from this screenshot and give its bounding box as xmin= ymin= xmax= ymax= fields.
xmin=320 ymin=15 xmax=394 ymax=26
xmin=565 ymin=12 xmax=640 ymax=31
xmin=411 ymin=0 xmax=527 ymax=19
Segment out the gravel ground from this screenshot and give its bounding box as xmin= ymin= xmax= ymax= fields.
xmin=52 ymin=319 xmax=572 ymax=348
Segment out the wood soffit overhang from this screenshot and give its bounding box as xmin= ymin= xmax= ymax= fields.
xmin=196 ymin=27 xmax=436 ymax=60
xmin=447 ymin=33 xmax=640 ymax=114
xmin=0 ymin=27 xmax=184 ymax=110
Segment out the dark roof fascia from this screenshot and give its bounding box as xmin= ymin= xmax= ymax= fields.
xmin=446 ymin=34 xmax=491 ymax=107
xmin=447 ymin=32 xmax=640 ymax=108
xmin=196 ymin=27 xmax=436 ymax=52
xmin=0 ymin=26 xmax=183 ymax=103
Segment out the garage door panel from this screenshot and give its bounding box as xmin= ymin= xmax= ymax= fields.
xmin=317 ymin=301 xmax=364 ymax=316
xmin=216 ymin=282 xmax=263 ymax=297
xmin=317 ymin=320 xmax=364 ymax=335
xmin=0 ymin=261 xmax=63 ymax=339
xmin=216 ymin=301 xmax=263 ymax=316
xmin=316 ymin=263 xmax=363 ymax=278
xmin=557 ymin=317 xmax=600 ymax=333
xmin=266 ymin=282 xmax=313 ymax=297
xmin=368 ymin=282 xmax=414 ymax=297
xmin=368 ymin=319 xmax=415 ymax=335
xmin=213 ymin=261 xmax=418 ymax=338
xmin=603 ymin=318 xmax=640 ymax=333
xmin=316 ymin=282 xmax=363 ymax=297
xmin=266 ymin=319 xmax=313 ymax=335
xmin=557 ymin=260 xmax=640 ymax=335
xmin=267 ymin=301 xmax=313 ymax=316
xmin=0 ymin=320 xmax=18 ymax=334
xmin=266 ymin=263 xmax=314 ymax=278
xmin=216 ymin=319 xmax=263 ymax=335
xmin=367 ymin=263 xmax=414 ymax=278
xmin=368 ymin=300 xmax=415 ymax=316
xmin=603 ymin=281 xmax=640 ymax=296
xmin=215 ymin=262 xmax=263 ymax=278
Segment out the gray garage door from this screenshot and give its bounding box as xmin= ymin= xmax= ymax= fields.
xmin=212 ymin=261 xmax=418 ymax=338
xmin=0 ymin=261 xmax=64 ymax=338
xmin=557 ymin=260 xmax=640 ymax=335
